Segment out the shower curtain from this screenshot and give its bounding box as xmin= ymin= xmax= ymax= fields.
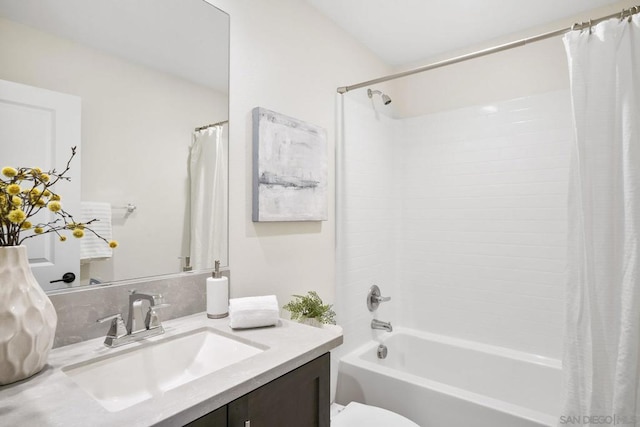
xmin=561 ymin=15 xmax=640 ymax=426
xmin=189 ymin=124 xmax=228 ymax=270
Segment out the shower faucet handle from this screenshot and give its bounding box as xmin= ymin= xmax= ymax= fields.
xmin=367 ymin=285 xmax=391 ymax=312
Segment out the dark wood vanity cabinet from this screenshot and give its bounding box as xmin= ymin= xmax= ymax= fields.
xmin=187 ymin=406 xmax=227 ymax=427
xmin=186 ymin=353 xmax=330 ymax=427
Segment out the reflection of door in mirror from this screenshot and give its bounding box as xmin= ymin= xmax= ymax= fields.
xmin=0 ymin=79 xmax=81 ymax=291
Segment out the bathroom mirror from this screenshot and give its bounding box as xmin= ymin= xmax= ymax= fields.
xmin=0 ymin=0 xmax=229 ymax=292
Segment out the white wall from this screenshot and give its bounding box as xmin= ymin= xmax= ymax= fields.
xmin=392 ymin=0 xmax=637 ymax=117
xmin=338 ymin=85 xmax=574 ymax=361
xmin=400 ymin=91 xmax=571 ymax=358
xmin=207 ymin=0 xmax=391 ymax=307
xmin=0 ymin=17 xmax=228 ymax=283
xmin=338 ymin=90 xmax=571 ymax=359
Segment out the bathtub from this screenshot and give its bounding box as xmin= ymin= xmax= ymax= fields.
xmin=335 ymin=328 xmax=561 ymax=427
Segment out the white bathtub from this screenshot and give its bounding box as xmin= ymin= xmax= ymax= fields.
xmin=335 ymin=328 xmax=561 ymax=427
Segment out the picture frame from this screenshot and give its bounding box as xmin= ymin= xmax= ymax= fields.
xmin=252 ymin=107 xmax=328 ymax=222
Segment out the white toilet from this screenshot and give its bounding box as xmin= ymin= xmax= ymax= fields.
xmin=331 ymin=401 xmax=419 ymax=426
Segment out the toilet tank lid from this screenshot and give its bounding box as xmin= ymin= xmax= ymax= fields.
xmin=331 ymin=402 xmax=419 ymax=427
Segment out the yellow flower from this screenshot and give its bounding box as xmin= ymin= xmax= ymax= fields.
xmin=39 ymin=174 xmax=50 ymax=183
xmin=109 ymin=240 xmax=118 ymax=249
xmin=30 ymin=167 xmax=42 ymax=175
xmin=43 ymin=190 xmax=51 ymax=197
xmin=21 ymin=221 xmax=32 ymax=230
xmin=35 ymin=198 xmax=46 ymax=207
xmin=7 ymin=209 xmax=26 ymax=224
xmin=72 ymin=229 xmax=84 ymax=238
xmin=2 ymin=167 xmax=17 ymax=177
xmin=11 ymin=196 xmax=21 ymax=206
xmin=50 ymin=194 xmax=61 ymax=201
xmin=59 ymin=235 xmax=67 ymax=242
xmin=0 ymin=195 xmax=5 ymax=207
xmin=48 ymin=201 xmax=62 ymax=212
xmin=34 ymin=227 xmax=44 ymax=234
xmin=6 ymin=184 xmax=21 ymax=195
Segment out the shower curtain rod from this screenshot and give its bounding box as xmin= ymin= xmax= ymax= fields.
xmin=336 ymin=5 xmax=640 ymax=94
xmin=194 ymin=120 xmax=229 ymax=132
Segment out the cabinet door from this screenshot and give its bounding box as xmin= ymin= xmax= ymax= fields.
xmin=228 ymin=353 xmax=330 ymax=427
xmin=185 ymin=404 xmax=227 ymax=426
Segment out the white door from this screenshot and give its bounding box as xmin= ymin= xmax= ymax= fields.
xmin=0 ymin=79 xmax=81 ymax=291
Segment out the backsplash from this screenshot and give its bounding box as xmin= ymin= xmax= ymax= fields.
xmin=49 ymin=271 xmax=229 ymax=348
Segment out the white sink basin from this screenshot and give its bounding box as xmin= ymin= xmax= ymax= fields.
xmin=62 ymin=327 xmax=266 ymax=412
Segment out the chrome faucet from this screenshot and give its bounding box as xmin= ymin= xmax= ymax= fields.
xmin=97 ymin=290 xmax=169 ymax=348
xmin=371 ymin=319 xmax=393 ymax=332
xmin=127 ymin=291 xmax=163 ymax=334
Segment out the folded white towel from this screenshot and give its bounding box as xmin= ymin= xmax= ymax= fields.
xmin=229 ymin=295 xmax=279 ymax=329
xmin=80 ymin=201 xmax=113 ymax=262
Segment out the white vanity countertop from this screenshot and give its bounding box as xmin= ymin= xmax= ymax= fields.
xmin=0 ymin=313 xmax=343 ymax=426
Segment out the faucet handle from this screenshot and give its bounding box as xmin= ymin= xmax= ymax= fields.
xmin=145 ymin=304 xmax=170 ymax=330
xmin=97 ymin=313 xmax=123 ymax=324
xmin=97 ymin=313 xmax=127 ymax=339
xmin=367 ymin=285 xmax=391 ymax=312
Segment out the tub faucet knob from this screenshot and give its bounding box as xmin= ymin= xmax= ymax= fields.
xmin=367 ymin=284 xmax=391 ymax=312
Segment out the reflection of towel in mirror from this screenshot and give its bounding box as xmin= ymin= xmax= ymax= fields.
xmin=229 ymin=295 xmax=279 ymax=329
xmin=80 ymin=202 xmax=113 ymax=262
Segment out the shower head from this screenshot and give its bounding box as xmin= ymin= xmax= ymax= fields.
xmin=367 ymin=88 xmax=392 ymax=105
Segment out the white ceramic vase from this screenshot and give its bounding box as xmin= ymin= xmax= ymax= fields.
xmin=0 ymin=246 xmax=57 ymax=385
xmin=298 ymin=317 xmax=323 ymax=328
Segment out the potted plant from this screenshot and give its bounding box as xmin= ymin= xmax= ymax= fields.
xmin=0 ymin=146 xmax=116 ymax=385
xmin=283 ymin=291 xmax=336 ymax=328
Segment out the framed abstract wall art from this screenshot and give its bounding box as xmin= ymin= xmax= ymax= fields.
xmin=252 ymin=107 xmax=327 ymax=222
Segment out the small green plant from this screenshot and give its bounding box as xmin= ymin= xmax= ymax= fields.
xmin=283 ymin=291 xmax=336 ymax=325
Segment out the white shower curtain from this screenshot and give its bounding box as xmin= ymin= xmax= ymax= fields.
xmin=561 ymin=15 xmax=640 ymax=426
xmin=189 ymin=124 xmax=228 ymax=270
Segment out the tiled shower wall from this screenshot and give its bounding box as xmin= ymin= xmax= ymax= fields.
xmin=335 ymin=96 xmax=400 ymax=358
xmin=338 ymin=90 xmax=572 ymax=359
xmin=399 ymin=90 xmax=571 ymax=358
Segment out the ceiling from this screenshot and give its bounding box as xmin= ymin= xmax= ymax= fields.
xmin=0 ymin=0 xmax=229 ymax=93
xmin=305 ymin=0 xmax=625 ymax=66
